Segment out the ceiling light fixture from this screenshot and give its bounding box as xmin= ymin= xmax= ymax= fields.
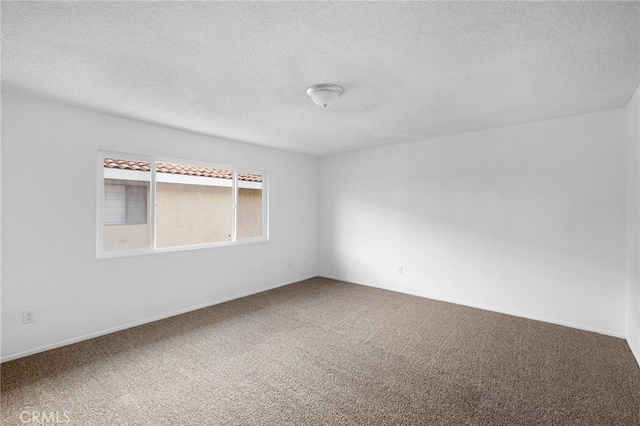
xmin=306 ymin=83 xmax=344 ymax=108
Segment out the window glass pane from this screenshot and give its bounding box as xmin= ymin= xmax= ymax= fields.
xmin=103 ymin=158 xmax=151 ymax=251
xmin=104 ymin=182 xmax=126 ymax=225
xmin=237 ymin=173 xmax=263 ymax=240
xmin=125 ymin=185 xmax=147 ymax=224
xmin=155 ymin=162 xmax=233 ymax=248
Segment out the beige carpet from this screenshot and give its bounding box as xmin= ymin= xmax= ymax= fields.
xmin=2 ymin=277 xmax=639 ymax=425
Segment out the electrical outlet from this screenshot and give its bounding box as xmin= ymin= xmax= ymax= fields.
xmin=23 ymin=310 xmax=35 ymax=324
xmin=398 ymin=266 xmax=404 ymax=275
xmin=289 ymin=261 xmax=293 ymax=269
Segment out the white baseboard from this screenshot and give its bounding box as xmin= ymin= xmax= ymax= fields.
xmin=319 ymin=275 xmax=626 ymax=339
xmin=1 ymin=275 xmax=316 ymax=363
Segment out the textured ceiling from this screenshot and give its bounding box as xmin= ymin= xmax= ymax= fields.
xmin=2 ymin=1 xmax=639 ymax=156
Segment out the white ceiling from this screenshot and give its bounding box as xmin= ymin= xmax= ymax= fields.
xmin=2 ymin=2 xmax=639 ymax=156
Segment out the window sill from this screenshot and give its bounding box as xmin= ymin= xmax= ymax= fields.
xmin=97 ymin=237 xmax=268 ymax=259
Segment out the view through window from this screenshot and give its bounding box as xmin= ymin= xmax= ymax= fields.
xmin=100 ymin=155 xmax=266 ymax=256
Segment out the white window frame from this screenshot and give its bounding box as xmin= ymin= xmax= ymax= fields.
xmin=96 ymin=150 xmax=269 ymax=259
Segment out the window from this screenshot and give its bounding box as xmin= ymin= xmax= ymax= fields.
xmin=98 ymin=152 xmax=267 ymax=257
xmin=104 ymin=181 xmax=148 ymax=225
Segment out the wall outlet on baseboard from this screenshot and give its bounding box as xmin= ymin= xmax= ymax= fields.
xmin=23 ymin=310 xmax=35 ymax=324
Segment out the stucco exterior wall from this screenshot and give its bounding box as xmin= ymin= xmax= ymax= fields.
xmin=156 ymin=182 xmax=233 ymax=247
xmin=103 ymin=224 xmax=151 ymax=251
xmin=103 ymin=182 xmax=263 ymax=250
xmin=237 ymin=188 xmax=263 ymax=239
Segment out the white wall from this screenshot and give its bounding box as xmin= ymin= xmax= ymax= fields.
xmin=626 ymin=85 xmax=640 ymax=365
xmin=1 ymin=93 xmax=318 ymax=361
xmin=319 ymin=109 xmax=627 ymax=337
xmin=2 ymin=91 xmax=634 ymax=362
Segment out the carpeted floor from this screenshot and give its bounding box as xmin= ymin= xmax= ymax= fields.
xmin=2 ymin=277 xmax=639 ymax=425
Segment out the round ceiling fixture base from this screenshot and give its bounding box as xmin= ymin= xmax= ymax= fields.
xmin=306 ymin=83 xmax=344 ymax=108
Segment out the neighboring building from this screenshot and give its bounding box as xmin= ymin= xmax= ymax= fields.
xmin=103 ymin=158 xmax=263 ymax=251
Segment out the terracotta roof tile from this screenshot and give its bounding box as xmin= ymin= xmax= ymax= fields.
xmin=104 ymin=158 xmax=262 ymax=182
